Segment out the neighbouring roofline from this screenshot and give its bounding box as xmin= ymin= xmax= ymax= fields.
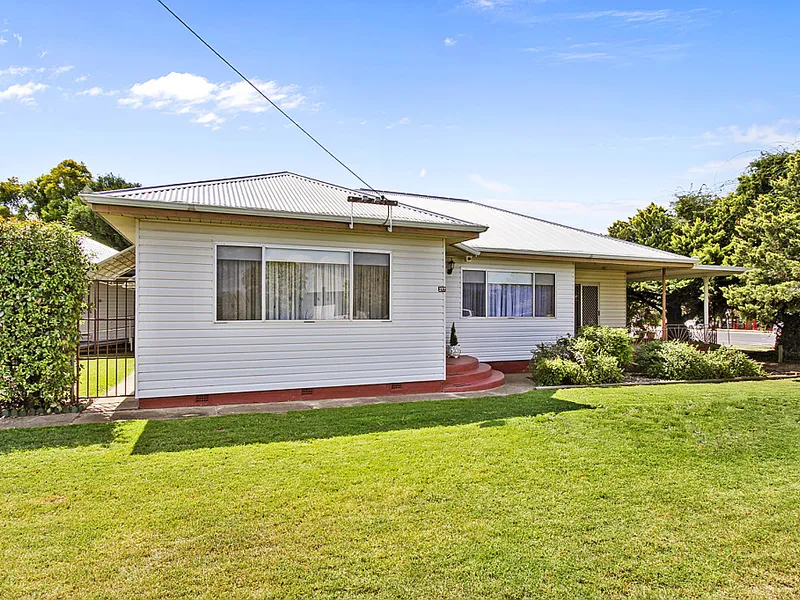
xmin=377 ymin=188 xmax=695 ymax=265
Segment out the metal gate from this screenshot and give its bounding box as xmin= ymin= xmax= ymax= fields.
xmin=75 ymin=278 xmax=135 ymax=400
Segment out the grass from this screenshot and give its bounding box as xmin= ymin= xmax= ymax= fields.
xmin=1 ymin=380 xmax=800 ymax=599
xmin=77 ymin=355 xmax=134 ymax=397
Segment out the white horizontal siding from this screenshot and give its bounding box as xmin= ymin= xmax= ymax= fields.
xmin=575 ymin=268 xmax=627 ymax=328
xmin=446 ymin=258 xmax=575 ymax=362
xmin=135 ymin=220 xmax=446 ymax=398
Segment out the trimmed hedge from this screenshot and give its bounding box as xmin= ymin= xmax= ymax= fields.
xmin=0 ymin=219 xmax=91 ymax=412
xmin=635 ymin=341 xmax=764 ymax=381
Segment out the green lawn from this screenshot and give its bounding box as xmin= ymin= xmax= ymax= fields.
xmin=1 ymin=380 xmax=800 ymax=599
xmin=77 ymin=355 xmax=135 ymax=398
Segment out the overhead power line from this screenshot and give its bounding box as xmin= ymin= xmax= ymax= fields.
xmin=155 ymin=0 xmax=380 ymax=194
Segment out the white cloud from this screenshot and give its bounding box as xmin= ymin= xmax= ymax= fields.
xmin=419 ymin=168 xmax=427 ymax=178
xmin=193 ymin=111 xmax=226 ymax=126
xmin=469 ymin=173 xmax=515 ymax=194
xmin=697 ymin=120 xmax=800 ymax=148
xmin=238 ymin=125 xmax=250 ymax=131
xmin=77 ymin=86 xmax=117 ymax=97
xmin=0 ymin=81 xmax=48 ymax=103
xmin=12 ymin=33 xmax=21 ymax=47
xmin=385 ymin=116 xmax=411 ymax=129
xmin=51 ymin=65 xmax=73 ymax=75
xmin=687 ymin=155 xmax=754 ymax=175
xmin=0 ymin=37 xmax=6 ymax=45
xmin=216 ymin=79 xmax=302 ymax=113
xmin=444 ymin=37 xmax=457 ymax=47
xmin=359 ymin=120 xmax=367 ymax=125
xmin=0 ymin=66 xmax=31 ymax=77
xmin=38 ymin=50 xmax=47 ymax=59
xmin=554 ymin=52 xmax=613 ymax=62
xmin=122 ymin=72 xmax=218 ymax=109
xmin=118 ymin=72 xmax=309 ymax=129
xmin=74 ymin=75 xmax=88 ymax=83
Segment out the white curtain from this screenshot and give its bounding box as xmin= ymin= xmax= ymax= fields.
xmin=488 ymin=284 xmax=533 ymax=317
xmin=535 ymin=273 xmax=556 ymax=317
xmin=266 ymin=262 xmax=349 ymax=320
xmin=216 ymin=247 xmax=262 ymax=320
xmin=353 ymin=252 xmax=390 ymax=319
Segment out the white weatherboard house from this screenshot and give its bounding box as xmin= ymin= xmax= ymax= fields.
xmin=81 ymin=172 xmax=732 ymax=408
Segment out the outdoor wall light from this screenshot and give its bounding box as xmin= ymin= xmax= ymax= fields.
xmin=446 ymin=258 xmax=455 ymax=275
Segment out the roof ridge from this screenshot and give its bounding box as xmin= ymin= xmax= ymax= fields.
xmin=96 ymin=170 xmax=293 ymax=195
xmin=382 ymin=189 xmax=691 ymax=261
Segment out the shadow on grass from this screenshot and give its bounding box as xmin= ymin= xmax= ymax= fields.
xmin=0 ymin=422 xmax=119 ymax=454
xmin=131 ymin=392 xmax=591 ymax=455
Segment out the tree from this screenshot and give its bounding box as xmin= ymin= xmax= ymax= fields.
xmin=0 ymin=161 xmax=139 ymax=250
xmin=726 ymin=151 xmax=800 ymax=358
xmin=69 ymin=171 xmax=139 ymax=249
xmin=608 ymin=193 xmax=731 ymax=329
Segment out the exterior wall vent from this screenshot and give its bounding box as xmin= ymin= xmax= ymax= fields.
xmin=195 ymin=394 xmax=209 ymax=403
xmin=301 ymin=388 xmax=313 ymax=396
xmin=391 ymin=383 xmax=403 ymax=390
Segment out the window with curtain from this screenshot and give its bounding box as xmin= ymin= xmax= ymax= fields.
xmin=264 ymin=248 xmax=350 ymax=320
xmin=462 ymin=270 xmax=486 ymax=317
xmin=535 ymin=273 xmax=556 ymax=317
xmin=488 ymin=271 xmax=533 ymax=317
xmin=216 ymin=246 xmax=262 ymax=321
xmin=353 ymin=252 xmax=390 ymax=320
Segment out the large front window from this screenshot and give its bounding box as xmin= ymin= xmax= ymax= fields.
xmin=216 ymin=244 xmax=391 ymax=321
xmin=462 ymin=269 xmax=556 ymax=318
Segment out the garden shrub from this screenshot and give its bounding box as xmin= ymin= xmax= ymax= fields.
xmin=636 ymin=341 xmax=765 ymax=381
xmin=530 ymin=327 xmax=630 ymax=385
xmin=0 ymin=219 xmax=91 ymax=412
xmin=577 ymin=325 xmax=634 ymax=366
xmin=586 ymin=353 xmax=625 ymax=384
xmin=531 ymin=357 xmax=590 ymax=386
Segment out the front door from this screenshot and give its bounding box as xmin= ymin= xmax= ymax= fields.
xmin=574 ymin=284 xmax=600 ymax=334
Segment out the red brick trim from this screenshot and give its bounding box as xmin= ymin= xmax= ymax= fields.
xmin=139 ymin=380 xmax=445 ymax=409
xmin=488 ymin=360 xmax=530 ymax=374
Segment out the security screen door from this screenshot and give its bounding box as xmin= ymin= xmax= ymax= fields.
xmin=574 ymin=284 xmax=600 ymax=334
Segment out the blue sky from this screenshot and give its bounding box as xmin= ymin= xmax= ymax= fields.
xmin=1 ymin=1 xmax=798 ymax=231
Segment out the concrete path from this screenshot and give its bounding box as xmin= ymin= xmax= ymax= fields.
xmin=0 ymin=374 xmax=537 ymax=431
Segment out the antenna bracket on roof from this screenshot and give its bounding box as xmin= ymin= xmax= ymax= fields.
xmin=347 ymin=194 xmax=398 ymax=207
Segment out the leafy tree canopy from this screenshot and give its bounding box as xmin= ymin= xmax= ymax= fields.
xmin=726 ymin=152 xmax=800 ymax=358
xmin=0 ymin=160 xmax=138 ymax=250
xmin=609 ymin=149 xmax=800 ymax=357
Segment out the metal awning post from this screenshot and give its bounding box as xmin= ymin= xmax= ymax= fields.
xmin=661 ymin=267 xmax=668 ymax=341
xmin=703 ymin=276 xmax=710 ymax=340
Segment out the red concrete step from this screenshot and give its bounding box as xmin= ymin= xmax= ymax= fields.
xmin=444 ymin=362 xmax=493 ymax=386
xmin=446 ymin=355 xmax=479 ymax=376
xmin=443 ymin=369 xmax=505 ymax=393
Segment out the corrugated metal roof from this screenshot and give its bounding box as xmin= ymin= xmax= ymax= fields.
xmin=88 ymin=172 xmax=484 ymax=231
xmin=80 ymin=237 xmax=119 ymax=264
xmin=376 ymin=191 xmax=696 ymax=264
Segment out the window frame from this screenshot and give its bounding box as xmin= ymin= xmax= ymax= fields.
xmin=213 ymin=242 xmax=392 ymax=324
xmin=460 ymin=267 xmax=557 ymax=319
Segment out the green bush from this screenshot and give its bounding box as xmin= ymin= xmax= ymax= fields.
xmin=577 ymin=326 xmax=634 ymax=366
xmin=586 ymin=353 xmax=625 ymax=384
xmin=636 ymin=341 xmax=765 ymax=381
xmin=530 ymin=329 xmax=629 ymax=386
xmin=531 ymin=357 xmax=590 ymax=386
xmin=0 ymin=219 xmax=91 ymax=412
xmin=706 ymin=346 xmax=764 ymax=379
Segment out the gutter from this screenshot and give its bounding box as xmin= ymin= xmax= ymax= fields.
xmin=468 ymin=246 xmax=698 ymax=266
xmin=81 ymin=193 xmax=489 ymax=235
